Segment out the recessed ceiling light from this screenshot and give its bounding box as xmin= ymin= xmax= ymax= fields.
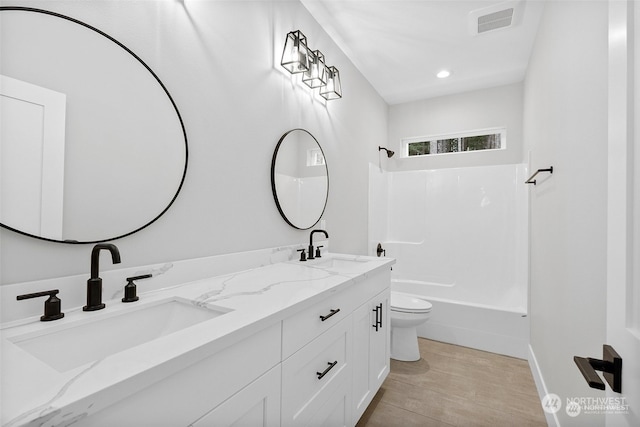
xmin=437 ymin=70 xmax=452 ymax=79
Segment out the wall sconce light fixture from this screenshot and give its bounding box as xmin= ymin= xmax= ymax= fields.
xmin=303 ymin=50 xmax=327 ymax=88
xmin=319 ymin=66 xmax=342 ymax=100
xmin=281 ymin=30 xmax=342 ymax=100
xmin=281 ymin=30 xmax=310 ymax=74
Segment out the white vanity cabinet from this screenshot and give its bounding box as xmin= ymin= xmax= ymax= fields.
xmin=352 ymin=288 xmax=391 ymax=422
xmin=282 ymin=286 xmax=356 ymax=359
xmin=281 ymin=267 xmax=391 ymax=427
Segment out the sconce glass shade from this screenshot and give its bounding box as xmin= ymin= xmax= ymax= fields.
xmin=319 ymin=66 xmax=342 ymax=100
xmin=302 ymin=50 xmax=327 ymax=88
xmin=281 ymin=30 xmax=310 ymax=74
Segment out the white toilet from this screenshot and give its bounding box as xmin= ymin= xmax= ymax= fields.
xmin=390 ymin=291 xmax=433 ymax=361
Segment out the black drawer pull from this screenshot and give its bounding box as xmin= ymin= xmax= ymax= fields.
xmin=372 ymin=305 xmax=379 ymax=331
xmin=319 ymin=308 xmax=340 ymax=322
xmin=372 ymin=303 xmax=383 ymax=331
xmin=316 ymin=361 xmax=338 ymax=380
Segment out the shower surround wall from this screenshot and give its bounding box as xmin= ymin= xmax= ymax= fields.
xmin=369 ymin=163 xmax=529 ymax=358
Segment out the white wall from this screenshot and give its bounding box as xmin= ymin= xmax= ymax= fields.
xmin=0 ymin=0 xmax=388 ymax=285
xmin=386 ymin=82 xmax=523 ymax=171
xmin=524 ymin=1 xmax=608 ymax=426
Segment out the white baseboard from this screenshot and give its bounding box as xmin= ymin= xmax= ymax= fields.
xmin=528 ymin=344 xmax=560 ymax=427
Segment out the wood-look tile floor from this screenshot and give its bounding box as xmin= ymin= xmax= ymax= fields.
xmin=357 ymin=339 xmax=548 ymax=427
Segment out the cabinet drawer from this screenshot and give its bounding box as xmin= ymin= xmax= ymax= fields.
xmin=282 ymin=286 xmax=357 ymax=358
xmin=281 ymin=316 xmax=352 ymax=427
xmin=282 ymin=269 xmax=391 ymax=359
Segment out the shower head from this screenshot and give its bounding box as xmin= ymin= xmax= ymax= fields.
xmin=378 ymin=146 xmax=395 ymax=158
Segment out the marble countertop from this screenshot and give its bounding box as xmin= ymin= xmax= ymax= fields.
xmin=0 ymin=253 xmax=394 ymax=427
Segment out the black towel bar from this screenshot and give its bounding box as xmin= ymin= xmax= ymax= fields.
xmin=525 ymin=166 xmax=554 ymax=185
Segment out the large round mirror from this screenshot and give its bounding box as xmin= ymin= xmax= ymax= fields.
xmin=0 ymin=7 xmax=188 ymax=243
xmin=271 ymin=129 xmax=329 ymax=230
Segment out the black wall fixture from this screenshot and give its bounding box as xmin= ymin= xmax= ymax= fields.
xmin=378 ymin=146 xmax=395 ymax=158
xmin=525 ymin=166 xmax=553 ymax=185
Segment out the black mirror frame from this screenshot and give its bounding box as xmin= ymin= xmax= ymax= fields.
xmin=270 ymin=129 xmax=329 ymax=230
xmin=0 ymin=6 xmax=189 ymax=244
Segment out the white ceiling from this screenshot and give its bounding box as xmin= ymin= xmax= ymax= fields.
xmin=302 ymin=0 xmax=545 ymax=105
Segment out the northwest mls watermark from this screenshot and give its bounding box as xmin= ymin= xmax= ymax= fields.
xmin=566 ymin=397 xmax=629 ymax=417
xmin=542 ymin=393 xmax=629 ymax=417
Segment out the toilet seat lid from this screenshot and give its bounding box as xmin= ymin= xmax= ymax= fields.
xmin=391 ymin=292 xmax=432 ymax=313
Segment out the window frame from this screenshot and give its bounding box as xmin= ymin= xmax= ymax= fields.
xmin=401 ymin=127 xmax=507 ymax=158
xmin=306 ymin=148 xmax=326 ymax=166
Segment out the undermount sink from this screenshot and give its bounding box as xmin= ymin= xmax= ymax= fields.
xmin=10 ymin=297 xmax=230 ymax=372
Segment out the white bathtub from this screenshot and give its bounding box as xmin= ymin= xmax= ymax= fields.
xmin=392 ymin=280 xmax=529 ymax=359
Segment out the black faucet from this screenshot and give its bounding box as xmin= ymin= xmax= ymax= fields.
xmin=84 ymin=243 xmax=121 ymax=311
xmin=308 ymin=229 xmax=329 ymax=260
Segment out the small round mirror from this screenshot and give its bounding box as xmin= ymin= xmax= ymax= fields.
xmin=271 ymin=129 xmax=328 ymax=229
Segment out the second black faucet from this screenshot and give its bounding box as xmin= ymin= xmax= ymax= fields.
xmin=84 ymin=243 xmax=121 ymax=311
xmin=308 ymin=229 xmax=329 ymax=260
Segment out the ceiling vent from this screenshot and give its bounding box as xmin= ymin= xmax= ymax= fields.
xmin=478 ymin=8 xmax=514 ymax=33
xmin=469 ymin=1 xmax=522 ymax=35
